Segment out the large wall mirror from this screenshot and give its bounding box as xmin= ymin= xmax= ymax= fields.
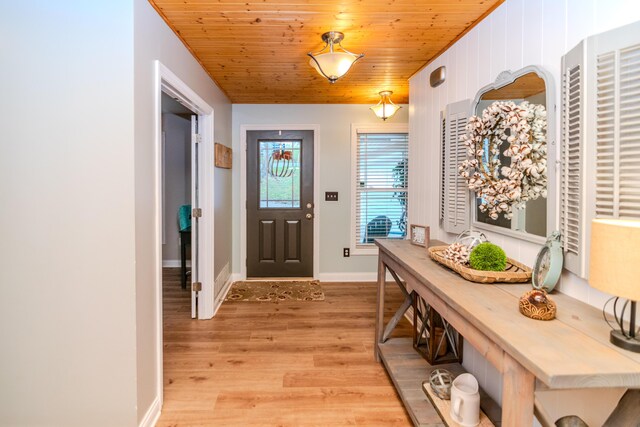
xmin=469 ymin=66 xmax=556 ymax=243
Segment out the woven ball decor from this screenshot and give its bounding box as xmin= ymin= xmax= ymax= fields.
xmin=429 ymin=369 xmax=453 ymax=400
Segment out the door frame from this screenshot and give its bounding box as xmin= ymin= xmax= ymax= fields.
xmin=153 ymin=61 xmax=216 ymax=406
xmin=240 ymin=124 xmax=320 ymax=279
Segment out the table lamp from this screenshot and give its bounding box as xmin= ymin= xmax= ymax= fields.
xmin=589 ymin=219 xmax=640 ymax=352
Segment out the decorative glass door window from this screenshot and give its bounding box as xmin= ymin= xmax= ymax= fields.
xmin=259 ymin=140 xmax=301 ymax=208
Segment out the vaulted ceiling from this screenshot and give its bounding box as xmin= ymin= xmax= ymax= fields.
xmin=149 ymin=0 xmax=504 ymax=104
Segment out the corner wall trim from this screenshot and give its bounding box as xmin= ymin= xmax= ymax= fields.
xmin=213 ymin=272 xmax=240 ymax=315
xmin=138 ymin=396 xmax=161 ymax=427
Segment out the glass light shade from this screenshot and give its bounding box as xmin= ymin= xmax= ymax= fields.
xmin=309 ymin=52 xmax=359 ymax=82
xmin=308 ymin=31 xmax=363 ymax=83
xmin=370 ymin=91 xmax=401 ymax=121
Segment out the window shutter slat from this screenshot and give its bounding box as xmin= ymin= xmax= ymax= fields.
xmin=595 ymin=50 xmax=618 ymax=218
xmin=443 ymin=99 xmax=470 ymax=234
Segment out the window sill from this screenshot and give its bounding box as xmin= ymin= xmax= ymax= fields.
xmin=351 ymin=247 xmax=379 ymax=256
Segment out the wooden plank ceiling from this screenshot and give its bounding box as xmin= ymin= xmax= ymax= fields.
xmin=149 ymin=0 xmax=504 ymax=104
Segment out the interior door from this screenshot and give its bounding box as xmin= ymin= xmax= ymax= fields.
xmin=190 ymin=115 xmax=200 ymax=318
xmin=247 ymin=130 xmax=314 ymax=277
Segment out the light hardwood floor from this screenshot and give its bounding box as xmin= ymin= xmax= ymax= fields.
xmin=158 ymin=268 xmax=413 ymax=426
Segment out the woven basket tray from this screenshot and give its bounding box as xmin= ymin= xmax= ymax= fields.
xmin=428 ymin=245 xmax=532 ymax=284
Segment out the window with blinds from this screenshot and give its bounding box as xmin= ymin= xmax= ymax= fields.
xmin=353 ymin=130 xmax=409 ymax=250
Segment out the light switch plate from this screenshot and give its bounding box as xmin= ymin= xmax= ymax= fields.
xmin=325 ymin=191 xmax=339 ymax=201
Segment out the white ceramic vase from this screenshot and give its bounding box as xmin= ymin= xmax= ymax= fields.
xmin=450 ymin=373 xmax=480 ymax=427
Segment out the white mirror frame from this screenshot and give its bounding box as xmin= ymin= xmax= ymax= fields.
xmin=469 ymin=65 xmax=557 ymax=245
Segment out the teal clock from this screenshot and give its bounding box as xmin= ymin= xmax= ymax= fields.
xmin=532 ymin=231 xmax=564 ymax=293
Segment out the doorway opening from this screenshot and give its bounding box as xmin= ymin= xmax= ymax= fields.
xmin=240 ymin=126 xmax=321 ymax=280
xmin=154 ymin=61 xmax=216 ymax=411
xmin=161 ymin=92 xmax=193 ymax=283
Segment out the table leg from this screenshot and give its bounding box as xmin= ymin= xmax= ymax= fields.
xmin=375 ymin=256 xmax=386 ymax=362
xmin=502 ymin=352 xmax=535 ymax=427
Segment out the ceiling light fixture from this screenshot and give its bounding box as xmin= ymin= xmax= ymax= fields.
xmin=307 ymin=31 xmax=364 ymax=83
xmin=370 ymin=91 xmax=401 ymax=121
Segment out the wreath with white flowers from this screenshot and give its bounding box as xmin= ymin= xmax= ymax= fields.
xmin=459 ymin=100 xmax=547 ymax=220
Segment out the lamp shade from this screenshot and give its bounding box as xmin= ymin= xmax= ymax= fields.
xmin=589 ymin=219 xmax=640 ymax=301
xmin=307 ymin=31 xmax=363 ymax=83
xmin=370 ymin=90 xmax=401 ymax=121
xmin=308 ymin=52 xmax=359 ymax=82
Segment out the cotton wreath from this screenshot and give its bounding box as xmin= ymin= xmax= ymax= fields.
xmin=458 ymin=100 xmax=547 ymax=220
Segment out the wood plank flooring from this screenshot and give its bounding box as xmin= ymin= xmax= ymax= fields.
xmin=158 ymin=268 xmax=413 ymax=426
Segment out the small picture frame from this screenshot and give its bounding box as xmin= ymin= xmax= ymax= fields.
xmin=410 ymin=224 xmax=430 ymax=248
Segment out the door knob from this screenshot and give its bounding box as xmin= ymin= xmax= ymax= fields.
xmin=306 ymin=213 xmax=313 ymax=220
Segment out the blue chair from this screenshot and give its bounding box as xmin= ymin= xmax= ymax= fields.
xmin=178 ymin=205 xmax=191 ymax=289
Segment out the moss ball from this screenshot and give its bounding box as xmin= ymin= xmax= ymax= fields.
xmin=469 ymin=242 xmax=507 ymax=271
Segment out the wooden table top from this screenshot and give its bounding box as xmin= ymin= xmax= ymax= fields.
xmin=376 ymin=239 xmax=640 ymax=389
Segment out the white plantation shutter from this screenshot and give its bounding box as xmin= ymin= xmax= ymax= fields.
xmin=618 ymin=44 xmax=640 ymax=217
xmin=443 ymin=100 xmax=471 ymax=234
xmin=439 ymin=111 xmax=446 ymax=222
xmin=591 ymin=25 xmax=640 ymax=221
xmin=353 ymin=130 xmax=409 ymax=249
xmin=561 ymin=41 xmax=587 ymax=277
xmin=560 ymin=20 xmax=640 ymax=278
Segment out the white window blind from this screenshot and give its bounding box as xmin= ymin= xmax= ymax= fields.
xmin=443 ymin=99 xmax=471 ymax=234
xmin=560 ymin=20 xmax=640 ymax=278
xmin=354 ymin=131 xmax=409 ymax=249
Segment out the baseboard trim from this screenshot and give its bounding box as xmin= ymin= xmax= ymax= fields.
xmin=139 ymin=395 xmax=161 ymax=427
xmin=162 ymin=260 xmax=191 ymax=268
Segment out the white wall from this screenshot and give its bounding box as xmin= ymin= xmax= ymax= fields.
xmin=0 ymin=2 xmax=137 ymax=425
xmin=232 ymin=104 xmax=408 ymax=279
xmin=408 ymin=0 xmax=640 ymax=423
xmin=134 ymin=0 xmax=233 ymax=423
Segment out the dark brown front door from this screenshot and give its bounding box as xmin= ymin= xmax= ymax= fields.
xmin=247 ymin=130 xmax=314 ymax=277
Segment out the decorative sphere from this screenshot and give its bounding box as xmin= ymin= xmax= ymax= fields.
xmin=469 ymin=242 xmax=507 ymax=271
xmin=429 ymin=369 xmax=453 ymax=400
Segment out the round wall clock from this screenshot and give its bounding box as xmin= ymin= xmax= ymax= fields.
xmin=532 ymin=231 xmax=564 ymax=293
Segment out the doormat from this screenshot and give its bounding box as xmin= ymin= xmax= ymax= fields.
xmin=225 ymin=280 xmax=325 ymax=302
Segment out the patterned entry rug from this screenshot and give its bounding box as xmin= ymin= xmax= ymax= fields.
xmin=225 ymin=280 xmax=325 ymax=302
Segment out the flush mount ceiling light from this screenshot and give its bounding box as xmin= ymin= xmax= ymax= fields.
xmin=370 ymin=91 xmax=401 ymax=121
xmin=307 ymin=31 xmax=364 ymax=83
